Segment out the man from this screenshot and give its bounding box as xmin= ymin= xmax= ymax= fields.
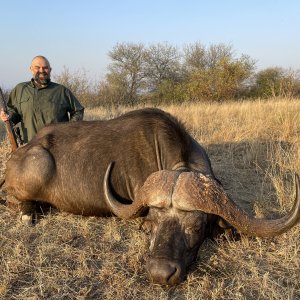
xmin=0 ymin=55 xmax=84 ymax=144
xmin=0 ymin=56 xmax=84 ymax=224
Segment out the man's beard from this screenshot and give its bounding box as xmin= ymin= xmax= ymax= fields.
xmin=34 ymin=72 xmax=51 ymax=85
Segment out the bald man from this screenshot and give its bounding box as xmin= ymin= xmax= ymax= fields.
xmin=0 ymin=56 xmax=84 ymax=144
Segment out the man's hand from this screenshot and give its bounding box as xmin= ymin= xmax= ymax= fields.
xmin=0 ymin=108 xmax=10 ymax=122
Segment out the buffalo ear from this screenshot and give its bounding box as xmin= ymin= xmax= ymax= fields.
xmin=216 ymin=217 xmax=232 ymax=229
xmin=207 ymin=216 xmax=241 ymax=240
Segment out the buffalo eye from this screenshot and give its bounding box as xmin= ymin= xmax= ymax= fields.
xmin=185 ymin=224 xmax=203 ymax=235
xmin=184 ymin=226 xmax=204 ymax=249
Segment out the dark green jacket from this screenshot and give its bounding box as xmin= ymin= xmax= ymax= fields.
xmin=8 ymin=80 xmax=84 ymax=143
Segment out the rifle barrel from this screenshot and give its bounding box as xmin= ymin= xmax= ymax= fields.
xmin=0 ymin=87 xmax=18 ymax=151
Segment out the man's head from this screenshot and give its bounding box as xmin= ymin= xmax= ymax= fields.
xmin=30 ymin=56 xmax=51 ymax=86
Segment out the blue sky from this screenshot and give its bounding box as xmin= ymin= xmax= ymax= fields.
xmin=1 ymin=0 xmax=299 ymax=89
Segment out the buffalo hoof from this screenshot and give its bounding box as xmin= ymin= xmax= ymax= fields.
xmin=20 ymin=213 xmax=34 ymax=226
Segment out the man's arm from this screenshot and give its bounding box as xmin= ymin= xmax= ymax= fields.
xmin=65 ymin=88 xmax=85 ymax=122
xmin=6 ymin=87 xmax=22 ymax=125
xmin=70 ymin=108 xmax=84 ymax=121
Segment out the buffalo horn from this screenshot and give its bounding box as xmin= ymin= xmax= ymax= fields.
xmin=103 ymin=163 xmax=177 ymax=219
xmin=173 ymin=172 xmax=300 ymax=237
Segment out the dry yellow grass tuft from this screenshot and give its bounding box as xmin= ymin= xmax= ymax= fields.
xmin=0 ymin=98 xmax=299 ymax=299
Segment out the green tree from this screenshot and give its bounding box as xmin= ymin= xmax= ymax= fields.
xmin=144 ymin=42 xmax=181 ymax=91
xmin=141 ymin=42 xmax=185 ymax=104
xmin=252 ymin=67 xmax=300 ymax=98
xmin=184 ymin=42 xmax=233 ymax=71
xmin=182 ymin=43 xmax=255 ymax=101
xmin=107 ymin=43 xmax=146 ymax=105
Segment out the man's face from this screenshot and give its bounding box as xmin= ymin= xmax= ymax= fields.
xmin=30 ymin=58 xmax=51 ymax=85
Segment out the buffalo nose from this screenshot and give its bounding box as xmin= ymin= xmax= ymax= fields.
xmin=146 ymin=258 xmax=184 ymax=285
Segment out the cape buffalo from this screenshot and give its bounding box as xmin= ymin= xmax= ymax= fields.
xmin=3 ymin=108 xmax=300 ymax=285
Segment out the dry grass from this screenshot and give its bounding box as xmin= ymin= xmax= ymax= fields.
xmin=0 ymin=98 xmax=299 ymax=299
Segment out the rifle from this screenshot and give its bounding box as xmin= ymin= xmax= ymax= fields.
xmin=0 ymin=87 xmax=18 ymax=151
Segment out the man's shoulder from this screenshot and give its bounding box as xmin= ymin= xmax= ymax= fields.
xmin=14 ymin=81 xmax=32 ymax=89
xmin=48 ymin=81 xmax=68 ymax=91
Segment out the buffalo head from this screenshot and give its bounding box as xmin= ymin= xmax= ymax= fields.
xmin=104 ymin=162 xmax=300 ymax=285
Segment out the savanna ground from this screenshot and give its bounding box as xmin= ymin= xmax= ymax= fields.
xmin=0 ymin=98 xmax=299 ymax=300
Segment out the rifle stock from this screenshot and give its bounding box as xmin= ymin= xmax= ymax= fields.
xmin=4 ymin=120 xmax=18 ymax=151
xmin=0 ymin=87 xmax=18 ymax=151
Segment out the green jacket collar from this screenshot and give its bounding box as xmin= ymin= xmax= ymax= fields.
xmin=30 ymin=78 xmax=51 ymax=90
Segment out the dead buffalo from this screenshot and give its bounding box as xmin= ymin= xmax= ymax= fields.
xmin=3 ymin=108 xmax=300 ymax=285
